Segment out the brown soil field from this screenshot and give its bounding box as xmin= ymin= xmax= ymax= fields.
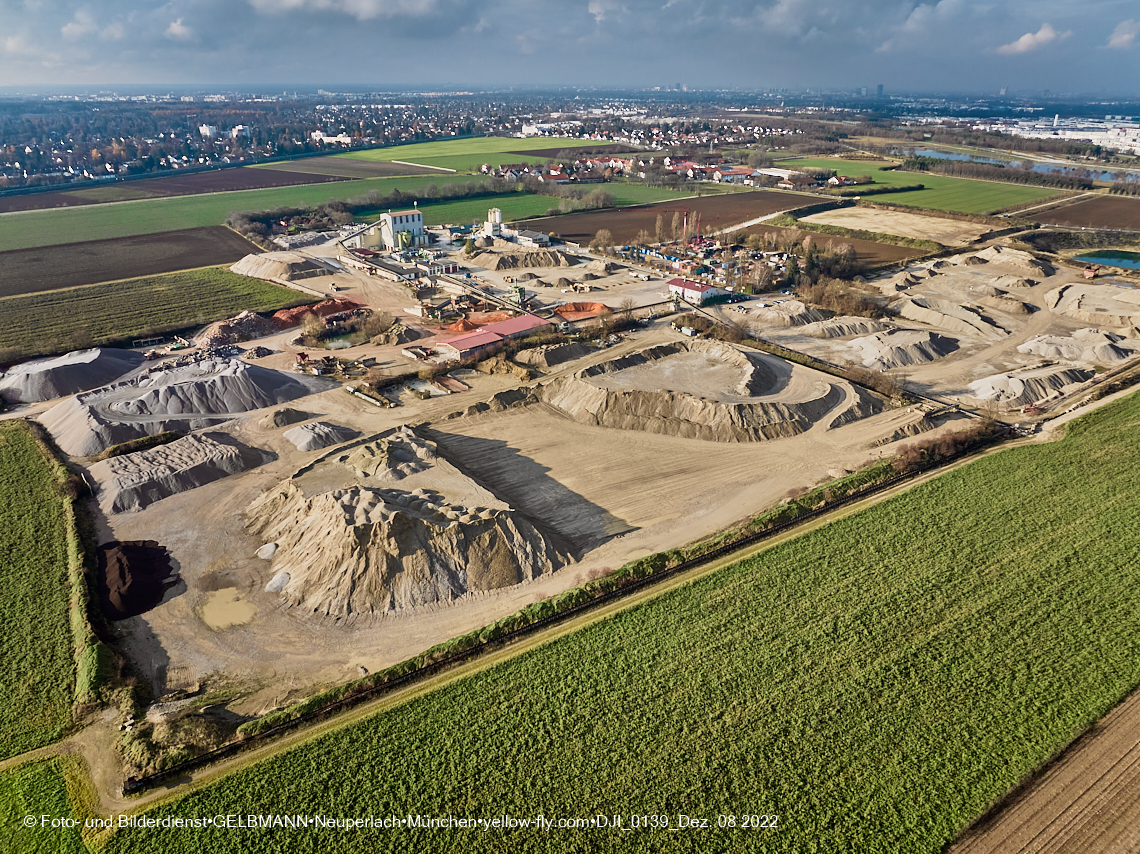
xmin=505 ymin=143 xmax=640 ymax=159
xmin=0 ymin=168 xmax=349 ymax=214
xmin=521 ymin=191 xmax=806 ymax=244
xmin=1037 ymin=195 xmax=1140 ymax=230
xmin=0 ymin=226 xmax=258 ymax=297
xmin=799 ymin=207 xmax=990 ymax=246
xmin=949 ymin=684 xmax=1140 ymax=854
xmin=742 ymin=223 xmax=923 ymax=266
xmin=252 ymin=157 xmax=451 ymax=179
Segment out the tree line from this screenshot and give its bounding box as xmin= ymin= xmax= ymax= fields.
xmin=901 ymin=156 xmax=1094 ymax=191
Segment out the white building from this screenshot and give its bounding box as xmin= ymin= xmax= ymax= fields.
xmin=198 ymin=125 xmax=218 ymax=139
xmin=482 ymin=208 xmax=503 ymax=239
xmin=231 ymin=125 xmax=252 ymax=139
xmin=668 ymin=278 xmax=728 ymax=305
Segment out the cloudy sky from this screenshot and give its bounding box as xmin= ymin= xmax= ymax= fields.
xmin=2 ymin=0 xmax=1138 ymax=94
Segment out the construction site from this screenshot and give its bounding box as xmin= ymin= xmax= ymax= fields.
xmin=3 ymin=200 xmax=1140 ymax=789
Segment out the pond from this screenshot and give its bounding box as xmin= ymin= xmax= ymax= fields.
xmin=1073 ymin=250 xmax=1140 ymax=271
xmin=896 ymin=148 xmax=1140 ymax=183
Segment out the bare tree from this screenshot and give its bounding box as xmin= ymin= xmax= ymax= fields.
xmin=591 ymin=228 xmax=614 ymax=251
xmin=619 ymin=297 xmax=636 ymax=317
xmin=635 ymin=229 xmax=651 ymax=247
xmin=671 ymin=211 xmax=683 ymax=241
xmin=655 ymin=214 xmax=666 ymax=244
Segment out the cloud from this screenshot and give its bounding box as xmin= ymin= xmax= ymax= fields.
xmin=62 ymin=10 xmax=97 ymax=41
xmin=997 ymin=23 xmax=1068 ymax=54
xmin=101 ymin=22 xmax=125 ymax=41
xmin=589 ymin=0 xmax=625 ymax=24
xmin=3 ymin=33 xmax=63 ymax=64
xmin=165 ymin=18 xmax=193 ymax=40
xmin=247 ymin=0 xmax=440 ymax=21
xmin=1106 ymin=19 xmax=1138 ymax=49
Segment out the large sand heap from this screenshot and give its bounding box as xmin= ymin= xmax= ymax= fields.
xmin=97 ymin=540 xmax=178 ymax=620
xmin=282 ymin=421 xmax=360 ymax=452
xmin=799 ymin=316 xmax=890 ymax=339
xmin=1044 ymin=284 xmax=1140 ymax=328
xmin=271 ymin=299 xmax=362 ymax=328
xmin=969 ymin=245 xmax=1055 ymax=277
xmin=891 ymin=295 xmax=1010 ymax=340
xmin=847 ymin=330 xmax=960 ymax=371
xmin=542 ymin=339 xmax=879 ymax=441
xmin=753 ymin=300 xmax=832 ymax=327
xmin=247 ymin=427 xmax=571 ymax=618
xmin=231 ymin=251 xmax=325 ymax=282
xmin=0 ymin=348 xmax=144 ymax=404
xmin=1017 ymin=328 xmax=1140 ymax=364
xmin=472 ymin=249 xmax=577 ymax=270
xmin=41 ymin=358 xmax=326 ymax=457
xmin=514 ymin=342 xmax=594 ymax=369
xmin=89 ymin=433 xmax=271 ymax=513
xmin=968 ymin=366 xmax=1093 ymax=409
xmin=261 ymin=407 xmax=314 ymax=428
xmin=585 ymin=259 xmax=622 ymax=274
xmin=195 ymin=311 xmax=280 ymax=348
xmin=340 ymin=426 xmax=435 ymax=480
xmin=553 ymin=302 xmax=611 ymax=322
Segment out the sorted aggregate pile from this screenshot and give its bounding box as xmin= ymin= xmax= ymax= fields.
xmin=0 ymin=348 xmax=144 ymax=404
xmin=41 ymin=358 xmax=325 ymax=457
xmin=98 ymin=540 xmax=179 ymax=620
xmin=340 ymin=426 xmax=435 ymax=480
xmin=1017 ymin=328 xmax=1140 ymax=364
xmin=799 ymin=317 xmax=890 ymax=339
xmin=514 ymin=342 xmax=595 ymax=369
xmin=195 ymin=310 xmax=280 ymax=348
xmin=472 ymin=249 xmax=577 ymax=270
xmin=968 ymin=366 xmax=1094 ymax=409
xmin=282 ymin=421 xmax=360 ymax=451
xmin=262 ymin=407 xmax=313 ymax=428
xmin=89 ymin=433 xmax=272 ymax=513
xmin=890 ymin=296 xmax=1010 ymax=340
xmin=231 ymin=251 xmax=326 ymax=282
xmin=553 ymin=302 xmax=612 ymax=323
xmin=1044 ymin=284 xmax=1140 ymax=328
xmin=271 ymin=299 xmax=363 ymax=329
xmin=847 ymin=329 xmax=960 ymax=370
xmin=752 ymin=300 xmax=832 ymax=327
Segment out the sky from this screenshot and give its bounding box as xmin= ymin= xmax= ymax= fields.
xmin=1 ymin=0 xmax=1138 ymax=95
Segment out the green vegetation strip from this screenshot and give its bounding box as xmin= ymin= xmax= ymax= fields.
xmin=338 ymin=137 xmax=604 ymax=173
xmin=0 ymin=268 xmax=304 ymax=359
xmin=102 ymin=393 xmax=1140 ymax=852
xmin=0 ymin=423 xmax=77 ymax=760
xmin=781 ymin=157 xmax=1059 ymax=214
xmin=1 ymin=758 xmax=87 ymax=853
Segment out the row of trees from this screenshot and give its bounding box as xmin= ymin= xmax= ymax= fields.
xmin=901 ymin=156 xmax=1095 ymax=190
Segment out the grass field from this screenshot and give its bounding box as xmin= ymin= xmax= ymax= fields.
xmin=1 ymin=758 xmax=86 ymax=853
xmin=781 ymin=157 xmax=1061 ymax=214
xmin=0 ymin=423 xmax=76 ymax=762
xmin=338 ymin=137 xmax=604 ymax=173
xmin=96 ymin=391 xmax=1140 ymax=853
xmin=0 ymin=267 xmax=303 ymax=357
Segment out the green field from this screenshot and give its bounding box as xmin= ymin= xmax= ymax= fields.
xmin=781 ymin=157 xmax=1060 ymax=214
xmin=0 ymin=267 xmax=303 ymax=357
xmin=98 ymin=393 xmax=1140 ymax=853
xmin=0 ymin=423 xmax=76 ymax=761
xmin=1 ymin=758 xmax=86 ymax=853
xmin=339 ymin=137 xmax=605 ymax=173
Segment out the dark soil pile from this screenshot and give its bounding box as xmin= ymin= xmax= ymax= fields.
xmin=97 ymin=541 xmax=179 ymax=620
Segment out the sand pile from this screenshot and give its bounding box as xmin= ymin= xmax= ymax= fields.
xmin=554 ymin=277 xmax=573 ymax=288
xmin=543 ymin=339 xmax=878 ymax=442
xmin=195 ymin=310 xmax=280 ymax=348
xmin=0 ymin=349 xmax=144 ymax=404
xmin=976 ymin=293 xmax=1033 ymax=316
xmin=799 ymin=317 xmax=890 ymax=339
xmin=472 ymin=250 xmax=576 ymax=270
xmin=968 ymin=366 xmax=1093 ymax=408
xmin=282 ymin=421 xmax=360 ymax=452
xmin=1017 ymin=329 xmax=1140 ymax=363
xmin=262 ymin=407 xmax=313 ymax=428
xmin=891 ymin=296 xmax=1010 ymax=340
xmin=42 ymin=358 xmax=325 ymax=457
xmin=90 ymin=433 xmax=272 ymax=513
xmin=339 ymin=426 xmax=434 ymax=480
xmin=97 ymin=540 xmax=179 ymax=620
xmin=271 ymin=299 xmax=363 ymax=329
xmin=585 ymin=259 xmax=621 ymax=274
xmin=514 ymin=342 xmax=594 ymax=368
xmin=231 ymin=252 xmax=325 ymax=282
xmin=515 ymin=272 xmax=539 ymax=281
xmin=247 ymin=428 xmax=571 ymax=617
xmin=1044 ymin=284 xmax=1140 ymax=327
xmin=369 ymin=322 xmax=420 ymax=347
xmin=971 ymin=245 xmax=1054 ymax=277
xmin=553 ymin=302 xmax=611 ymax=322
xmin=444 ymin=318 xmax=480 ymax=334
xmin=752 ymin=300 xmax=832 ymax=327
xmin=989 ymin=275 xmax=1036 ymax=289
xmin=870 ymin=414 xmax=937 ymax=447
xmin=581 ymin=273 xmax=600 ymax=281
xmin=847 ymin=330 xmax=959 ymax=370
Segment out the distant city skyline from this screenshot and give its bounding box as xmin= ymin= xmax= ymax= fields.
xmin=1 ymin=0 xmax=1137 ymax=96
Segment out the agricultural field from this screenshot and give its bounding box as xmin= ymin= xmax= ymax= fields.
xmin=1036 ymin=194 xmax=1140 ymax=230
xmin=518 ymin=190 xmax=805 ymax=244
xmin=781 ymin=157 xmax=1062 ymax=214
xmin=742 ymin=222 xmax=924 ymax=266
xmin=99 ymin=391 xmax=1140 ymax=853
xmin=0 ymin=267 xmax=303 ymax=357
xmin=0 ymin=174 xmax=477 ymax=253
xmin=1 ymin=758 xmax=86 ymax=853
xmin=0 ymin=422 xmax=76 ymax=761
xmin=0 ymin=168 xmax=352 ymax=214
xmin=253 ymin=157 xmax=450 ymax=179
xmin=337 ymin=136 xmax=605 ymax=173
xmin=0 ymin=227 xmax=258 ymax=298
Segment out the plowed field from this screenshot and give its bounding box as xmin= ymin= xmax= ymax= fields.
xmin=1037 ymin=195 xmax=1140 ymax=230
xmin=0 ymin=227 xmax=258 ymax=297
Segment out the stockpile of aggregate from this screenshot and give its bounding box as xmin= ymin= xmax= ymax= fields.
xmin=195 ymin=311 xmax=280 ymax=348
xmin=262 ymin=408 xmax=313 ymax=428
xmin=968 ymin=366 xmax=1094 ymax=409
xmin=97 ymin=540 xmax=179 ymax=620
xmin=89 ymin=433 xmax=272 ymax=513
xmin=231 ymin=251 xmax=325 ymax=282
xmin=472 ymin=250 xmax=576 ymax=270
xmin=752 ymin=300 xmax=831 ymax=327
xmin=0 ymin=349 xmax=144 ymax=404
xmin=799 ymin=317 xmax=890 ymax=339
xmin=1017 ymin=328 xmax=1140 ymax=364
xmin=271 ymin=299 xmax=363 ymax=329
xmin=282 ymin=421 xmax=360 ymax=452
xmin=847 ymin=330 xmax=960 ymax=370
